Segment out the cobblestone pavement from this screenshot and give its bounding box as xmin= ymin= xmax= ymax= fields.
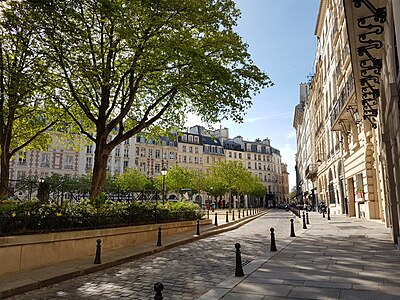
xmin=10 ymin=210 xmax=296 ymax=300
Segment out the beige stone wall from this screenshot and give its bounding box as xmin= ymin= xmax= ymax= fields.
xmin=0 ymin=219 xmax=211 ymax=275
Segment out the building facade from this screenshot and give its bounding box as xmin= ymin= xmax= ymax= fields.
xmin=9 ymin=126 xmax=289 ymax=207
xmin=294 ymin=0 xmax=400 ymax=245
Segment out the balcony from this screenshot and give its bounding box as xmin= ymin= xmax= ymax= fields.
xmin=305 ymin=164 xmax=318 ymax=179
xmin=330 ymin=76 xmax=355 ymax=131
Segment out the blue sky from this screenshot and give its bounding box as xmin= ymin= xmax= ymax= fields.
xmin=187 ymin=0 xmax=320 ymax=188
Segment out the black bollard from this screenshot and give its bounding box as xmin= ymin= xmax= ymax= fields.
xmin=156 ymin=227 xmax=162 ymax=246
xmin=215 ymin=213 xmax=218 ymax=226
xmin=232 ymin=210 xmax=235 ymax=221
xmin=247 ymin=209 xmax=249 ymax=216
xmin=207 ymin=210 xmax=209 ymax=219
xmin=306 ymin=212 xmax=310 ymax=224
xmin=154 ymin=282 xmax=164 ymax=300
xmin=94 ymin=239 xmax=101 ymax=264
xmin=242 ymin=209 xmax=245 ymax=218
xmin=323 ymin=209 xmax=326 ymax=218
xmin=238 ymin=209 xmax=241 ymax=219
xmin=328 ymin=207 xmax=331 ymax=220
xmin=226 ymin=211 xmax=229 ymax=223
xmin=235 ymin=243 xmax=245 ymax=277
xmin=270 ymin=228 xmax=277 ymax=251
xmin=302 ymin=212 xmax=307 ymax=229
xmin=196 ymin=219 xmax=200 ymax=235
xmin=290 ymin=219 xmax=296 ymax=237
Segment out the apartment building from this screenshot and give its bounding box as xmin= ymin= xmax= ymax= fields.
xmin=9 ymin=126 xmax=289 ymax=208
xmin=295 ymin=0 xmax=400 ymax=245
xmin=10 ymin=133 xmax=81 ymax=180
xmin=134 ymin=135 xmax=178 ymax=177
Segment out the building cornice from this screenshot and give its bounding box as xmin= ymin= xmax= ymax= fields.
xmin=314 ymin=0 xmax=327 ymax=37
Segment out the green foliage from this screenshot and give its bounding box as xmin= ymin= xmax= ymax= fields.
xmin=0 ymin=198 xmax=202 ymax=235
xmin=29 ymin=0 xmax=272 ymax=197
xmin=155 ymin=165 xmax=198 ymax=194
xmin=205 ymin=161 xmax=266 ymax=197
xmin=113 ymin=169 xmax=150 ymax=192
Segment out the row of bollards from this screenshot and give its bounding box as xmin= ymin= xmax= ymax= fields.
xmin=216 ymin=208 xmax=259 ymax=226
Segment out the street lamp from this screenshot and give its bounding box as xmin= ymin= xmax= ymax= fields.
xmin=161 ymin=166 xmax=167 ymax=205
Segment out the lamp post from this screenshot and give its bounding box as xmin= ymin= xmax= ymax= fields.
xmin=161 ymin=166 xmax=167 ymax=205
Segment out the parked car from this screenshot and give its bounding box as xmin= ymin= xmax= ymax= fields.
xmin=277 ymin=202 xmax=287 ymax=209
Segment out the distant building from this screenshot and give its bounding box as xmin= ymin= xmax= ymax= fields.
xmin=9 ymin=126 xmax=289 ymax=208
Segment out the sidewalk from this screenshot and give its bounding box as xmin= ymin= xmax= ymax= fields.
xmin=0 ymin=208 xmax=264 ymax=299
xmin=198 ymin=211 xmax=400 ymax=300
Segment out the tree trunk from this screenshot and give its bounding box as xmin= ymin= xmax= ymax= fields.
xmin=0 ymin=151 xmax=11 ymax=199
xmin=90 ymin=141 xmax=111 ymax=199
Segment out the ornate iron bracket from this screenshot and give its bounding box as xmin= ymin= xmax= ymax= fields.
xmin=353 ymin=0 xmax=387 ymax=23
xmin=354 ymin=0 xmax=385 ymax=129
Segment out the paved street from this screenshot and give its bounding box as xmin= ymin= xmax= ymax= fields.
xmin=10 ymin=210 xmax=293 ymax=299
xmin=8 ymin=209 xmax=400 ymax=300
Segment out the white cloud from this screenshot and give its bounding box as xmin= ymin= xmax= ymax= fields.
xmin=286 ymin=131 xmax=296 ymax=139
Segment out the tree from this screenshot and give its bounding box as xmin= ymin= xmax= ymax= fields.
xmin=206 ymin=161 xmax=249 ymax=210
xmin=155 ymin=165 xmax=197 ymax=195
xmin=114 ymin=168 xmax=149 ymax=192
xmin=0 ymin=1 xmax=62 ymax=198
xmin=32 ymin=0 xmax=272 ymax=198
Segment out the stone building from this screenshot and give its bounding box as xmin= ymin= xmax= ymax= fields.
xmin=294 ymin=0 xmax=400 ymax=245
xmin=9 ymin=126 xmax=289 ymax=208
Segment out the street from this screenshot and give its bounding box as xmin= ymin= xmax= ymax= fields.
xmin=10 ymin=210 xmax=294 ymax=300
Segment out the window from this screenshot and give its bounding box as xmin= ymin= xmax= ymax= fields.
xmin=247 ymin=154 xmax=251 ymax=159
xmin=148 ymin=149 xmax=153 ymax=158
xmin=155 ymin=164 xmax=160 ymax=173
xmin=123 ymin=161 xmax=129 ymax=170
xmin=162 ymin=151 xmax=166 ymax=160
xmin=189 ymin=156 xmax=192 ymax=163
xmin=18 ymin=152 xmax=26 ymax=165
xmin=188 ymin=135 xmax=193 ymax=143
xmin=115 ymin=148 xmax=120 ymax=157
xmin=248 ymin=162 xmax=251 ymax=169
xmin=206 ymin=156 xmax=210 ymax=163
xmin=114 ymin=159 xmax=120 ymax=170
xmin=229 ymin=152 xmax=232 ymax=158
xmin=123 ymin=148 xmax=129 ymax=158
xmin=195 ymin=147 xmax=199 ymax=154
xmin=124 ymin=139 xmax=130 ymax=145
xmin=64 ymin=156 xmax=73 ymax=169
xmin=239 ymin=153 xmax=242 ymax=159
xmin=189 ymin=146 xmax=193 ymax=153
xmin=194 ymin=136 xmax=199 ymax=143
xmin=195 ymin=156 xmax=198 ymax=164
xmin=182 ymin=135 xmax=187 ymax=142
xmin=183 ymin=146 xmax=187 ymax=152
xmin=155 ymin=150 xmax=160 ymax=158
xmin=183 ymin=155 xmax=187 ymax=162
xmin=86 ymin=157 xmax=92 ymax=169
xmin=86 ymin=145 xmax=93 ymax=154
xmin=41 ymin=154 xmax=51 ymax=167
xmin=234 ymin=152 xmax=237 ymax=159
xmin=140 ymin=148 xmax=145 ymax=157
xmin=17 ymin=171 xmax=26 ymax=180
xmin=169 ymin=152 xmax=174 ymax=160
